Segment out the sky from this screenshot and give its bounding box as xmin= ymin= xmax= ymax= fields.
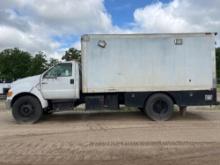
xmin=0 ymin=0 xmax=219 ymax=59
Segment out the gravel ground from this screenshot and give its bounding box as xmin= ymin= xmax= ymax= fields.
xmin=0 ymin=97 xmax=220 ymax=165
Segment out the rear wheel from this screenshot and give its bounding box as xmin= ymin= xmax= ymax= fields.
xmin=12 ymin=96 xmax=43 ymax=123
xmin=145 ymin=93 xmax=173 ymax=121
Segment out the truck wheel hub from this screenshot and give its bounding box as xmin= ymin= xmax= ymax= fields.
xmin=20 ymin=104 xmax=34 ymax=117
xmin=153 ymin=100 xmax=168 ymax=114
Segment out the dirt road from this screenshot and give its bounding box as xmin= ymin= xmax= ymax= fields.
xmin=1 ymin=101 xmax=220 ymax=165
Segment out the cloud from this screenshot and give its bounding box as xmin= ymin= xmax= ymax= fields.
xmin=133 ymin=1 xmax=200 ymax=32
xmin=0 ymin=24 xmax=60 ymax=57
xmin=19 ymin=0 xmax=114 ymax=34
xmin=0 ymin=0 xmax=115 ymax=58
xmin=133 ymin=0 xmax=220 ymax=34
xmin=72 ymin=40 xmax=81 ymax=50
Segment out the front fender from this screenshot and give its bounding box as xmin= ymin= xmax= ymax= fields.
xmin=10 ymin=86 xmax=48 ymax=109
xmin=30 ymin=87 xmax=48 ymax=108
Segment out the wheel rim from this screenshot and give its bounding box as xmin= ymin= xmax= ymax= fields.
xmin=19 ymin=103 xmax=35 ymax=117
xmin=152 ymin=99 xmax=169 ymax=115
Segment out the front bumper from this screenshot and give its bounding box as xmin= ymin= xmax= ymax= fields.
xmin=5 ymin=99 xmax=11 ymax=110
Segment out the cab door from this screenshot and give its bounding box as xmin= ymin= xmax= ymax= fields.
xmin=40 ymin=62 xmax=78 ymax=99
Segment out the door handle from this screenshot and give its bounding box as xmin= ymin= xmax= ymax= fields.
xmin=70 ymin=79 xmax=74 ymax=84
xmin=41 ymin=82 xmax=48 ymax=84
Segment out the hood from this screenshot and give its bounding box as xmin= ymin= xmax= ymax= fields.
xmin=11 ymin=75 xmax=41 ymax=87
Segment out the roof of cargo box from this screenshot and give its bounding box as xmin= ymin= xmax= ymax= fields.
xmin=81 ymin=32 xmax=217 ymax=39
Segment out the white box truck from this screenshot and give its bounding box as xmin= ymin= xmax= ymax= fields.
xmin=6 ymin=33 xmax=218 ymax=123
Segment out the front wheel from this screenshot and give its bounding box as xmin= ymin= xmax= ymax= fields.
xmin=145 ymin=93 xmax=173 ymax=121
xmin=12 ymin=96 xmax=43 ymax=123
xmin=43 ymin=110 xmax=53 ymax=115
xmin=138 ymin=107 xmax=144 ymax=113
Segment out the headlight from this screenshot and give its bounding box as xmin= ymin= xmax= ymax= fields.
xmin=7 ymin=89 xmax=13 ymax=97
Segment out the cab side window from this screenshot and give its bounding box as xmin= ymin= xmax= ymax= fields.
xmin=44 ymin=63 xmax=72 ymax=78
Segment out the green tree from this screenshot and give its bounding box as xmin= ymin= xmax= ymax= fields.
xmin=0 ymin=48 xmax=59 ymax=81
xmin=29 ymin=51 xmax=48 ymax=75
xmin=47 ymin=58 xmax=60 ymax=68
xmin=0 ymin=48 xmax=32 ymax=80
xmin=62 ymin=48 xmax=81 ymax=61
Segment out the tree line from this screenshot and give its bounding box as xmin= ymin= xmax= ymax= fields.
xmin=0 ymin=47 xmax=81 ymax=82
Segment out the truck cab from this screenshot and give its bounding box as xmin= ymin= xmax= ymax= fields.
xmin=40 ymin=61 xmax=80 ymax=100
xmin=6 ymin=61 xmax=80 ymax=123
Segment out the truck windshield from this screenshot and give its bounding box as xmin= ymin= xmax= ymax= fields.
xmin=44 ymin=63 xmax=72 ymax=78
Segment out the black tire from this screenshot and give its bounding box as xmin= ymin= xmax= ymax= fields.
xmin=43 ymin=110 xmax=53 ymax=115
xmin=138 ymin=107 xmax=144 ymax=113
xmin=12 ymin=96 xmax=43 ymax=123
xmin=145 ymin=93 xmax=173 ymax=121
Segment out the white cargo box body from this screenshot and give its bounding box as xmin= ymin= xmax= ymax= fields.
xmin=81 ymin=33 xmax=216 ymax=93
